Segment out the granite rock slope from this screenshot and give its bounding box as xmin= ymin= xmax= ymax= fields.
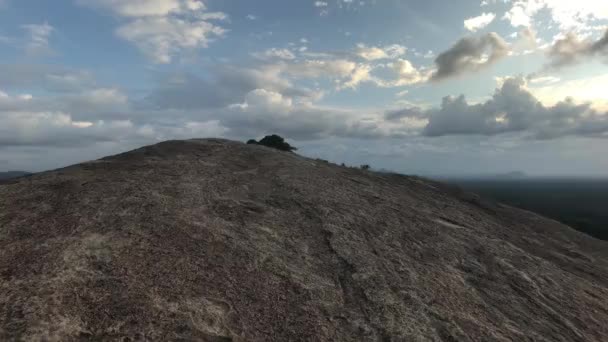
xmin=1 ymin=139 xmax=608 ymax=341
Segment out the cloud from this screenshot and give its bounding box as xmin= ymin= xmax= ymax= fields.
xmin=387 ymin=59 xmax=430 ymax=86
xmin=528 ymin=75 xmax=560 ymax=84
xmin=355 ymin=44 xmax=407 ymax=60
xmin=503 ymin=0 xmax=608 ymax=31
xmin=314 ymin=1 xmax=328 ymax=7
xmin=288 ymin=43 xmax=427 ymax=88
xmin=146 ymin=64 xmax=317 ymax=111
xmin=0 ymin=87 xmax=224 ymax=150
xmin=222 ymin=88 xmax=420 ymax=140
xmin=76 ymin=0 xmax=202 ymax=17
xmin=252 ymin=48 xmax=296 ymax=61
xmin=77 ymin=0 xmax=228 ymax=63
xmin=367 ymin=59 xmax=430 ymax=87
xmin=547 ymin=30 xmax=608 ymax=68
xmin=281 ymin=58 xmax=379 ymax=89
xmin=384 ymin=106 xmax=426 ymax=121
xmin=21 ymin=23 xmax=54 ymax=57
xmin=431 ymin=32 xmax=509 ymax=81
xmin=222 ymin=89 xmax=341 ymax=140
xmin=0 ymin=91 xmax=140 ymax=148
xmin=503 ymin=0 xmax=544 ymax=28
xmin=0 ymin=85 xmax=132 ymax=123
xmin=0 ymin=64 xmax=96 ymax=92
xmin=464 ymin=13 xmax=496 ymax=32
xmin=284 ymin=59 xmax=356 ymax=78
xmin=421 ymin=77 xmax=608 ymax=139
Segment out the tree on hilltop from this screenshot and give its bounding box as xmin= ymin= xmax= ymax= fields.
xmin=246 ymin=134 xmax=297 ymax=152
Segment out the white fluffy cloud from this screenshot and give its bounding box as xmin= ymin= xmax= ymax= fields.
xmin=400 ymin=77 xmax=608 ymax=139
xmin=355 ymin=44 xmax=407 ymax=60
xmin=464 ymin=13 xmax=496 ymax=31
xmin=371 ymin=59 xmax=430 ymax=87
xmin=77 ymin=0 xmax=227 ymax=63
xmin=503 ymin=0 xmax=608 ymax=32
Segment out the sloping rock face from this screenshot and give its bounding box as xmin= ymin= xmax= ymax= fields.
xmin=1 ymin=139 xmax=608 ymax=341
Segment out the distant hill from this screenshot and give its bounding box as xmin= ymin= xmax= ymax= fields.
xmin=1 ymin=139 xmax=608 ymax=341
xmin=0 ymin=171 xmax=30 ymax=180
xmin=447 ymin=178 xmax=608 ymax=241
xmin=494 ymin=171 xmax=528 ymax=179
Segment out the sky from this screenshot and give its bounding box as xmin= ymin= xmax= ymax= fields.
xmin=1 ymin=0 xmax=607 ymax=176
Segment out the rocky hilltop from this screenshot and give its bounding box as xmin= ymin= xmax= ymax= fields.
xmin=1 ymin=139 xmax=608 ymax=341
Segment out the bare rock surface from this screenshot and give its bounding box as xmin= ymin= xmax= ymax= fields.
xmin=1 ymin=138 xmax=608 ymax=341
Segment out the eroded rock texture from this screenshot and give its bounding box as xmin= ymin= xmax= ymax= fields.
xmin=1 ymin=139 xmax=607 ymax=341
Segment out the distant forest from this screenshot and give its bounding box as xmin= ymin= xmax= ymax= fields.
xmin=0 ymin=171 xmax=30 ymax=181
xmin=449 ymin=178 xmax=608 ymax=241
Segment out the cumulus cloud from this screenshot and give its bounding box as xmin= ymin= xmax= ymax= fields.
xmin=146 ymin=64 xmax=318 ymax=111
xmin=422 ymin=77 xmax=608 ymax=139
xmin=223 ymin=89 xmax=343 ymax=139
xmin=355 ymin=44 xmax=407 ymax=60
xmin=503 ymin=0 xmax=545 ymax=28
xmin=464 ymin=13 xmax=496 ymax=32
xmin=0 ymin=90 xmax=139 ymax=148
xmin=0 ymin=85 xmax=227 ymax=150
xmin=431 ymin=32 xmax=509 ymax=81
xmin=547 ymin=30 xmax=608 ymax=68
xmin=388 ymin=59 xmax=430 ymax=86
xmin=222 ymin=88 xmax=421 ymax=140
xmin=503 ymin=0 xmax=608 ymax=32
xmin=280 ymin=58 xmax=379 ymax=89
xmin=77 ymin=0 xmax=227 ymax=63
xmin=367 ymin=59 xmax=430 ymax=87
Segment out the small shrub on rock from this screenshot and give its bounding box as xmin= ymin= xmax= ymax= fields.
xmin=246 ymin=135 xmax=297 ymax=152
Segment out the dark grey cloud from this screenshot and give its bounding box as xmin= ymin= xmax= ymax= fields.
xmin=547 ymin=30 xmax=608 ymax=68
xmin=421 ymin=77 xmax=608 ymax=139
xmin=431 ymin=32 xmax=509 ymax=81
xmin=590 ymin=30 xmax=608 ymax=54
